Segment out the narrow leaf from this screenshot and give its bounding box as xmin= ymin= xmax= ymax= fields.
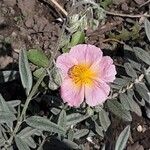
xmin=26 ymin=116 xmax=65 ymax=135
xmin=74 ymin=129 xmax=89 ymax=139
xmin=120 ymin=93 xmax=142 ymax=116
xmin=67 ymin=113 xmax=90 ymax=126
xmin=144 ymin=18 xmax=150 ymax=42
xmin=15 ymin=137 xmax=30 ymax=150
xmin=107 ymin=100 xmax=132 ymax=122
xmin=135 ymin=83 xmax=150 ymax=103
xmin=19 ymin=49 xmax=33 ymax=95
xmin=115 ymin=125 xmax=130 ymax=150
xmin=99 ymin=109 xmax=111 ymax=131
xmin=58 ymin=110 xmax=67 ymax=130
xmin=133 ymin=47 xmax=150 ymax=65
xmin=124 ymin=62 xmax=137 ymax=78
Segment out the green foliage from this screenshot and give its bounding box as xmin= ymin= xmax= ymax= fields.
xmin=70 ymin=31 xmax=85 ymax=47
xmin=115 ymin=125 xmax=130 ymax=150
xmin=100 ymin=0 xmax=112 ymax=9
xmin=109 ymin=23 xmax=141 ymax=41
xmin=144 ymin=18 xmax=150 ymax=42
xmin=48 ymin=67 xmax=62 ymax=90
xmin=26 ymin=116 xmax=65 ymax=135
xmin=107 ymin=100 xmax=132 ymax=122
xmin=19 ymin=49 xmax=33 ymax=95
xmin=27 ymin=49 xmax=49 ymax=68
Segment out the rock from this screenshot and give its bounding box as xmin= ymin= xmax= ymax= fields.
xmin=25 ymin=17 xmax=34 ymax=28
xmin=0 ymin=56 xmax=13 ymax=69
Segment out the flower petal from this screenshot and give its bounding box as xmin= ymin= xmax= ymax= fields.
xmin=61 ymin=78 xmax=84 ymax=107
xmin=85 ymin=81 xmax=110 ymax=106
xmin=56 ymin=53 xmax=77 ymax=78
xmin=69 ymin=44 xmax=103 ymax=66
xmin=100 ymin=56 xmax=117 ymax=82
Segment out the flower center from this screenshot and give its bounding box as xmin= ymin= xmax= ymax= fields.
xmin=68 ymin=64 xmax=96 ymax=86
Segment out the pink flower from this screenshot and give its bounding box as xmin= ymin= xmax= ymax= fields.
xmin=56 ymin=44 xmax=117 ymax=107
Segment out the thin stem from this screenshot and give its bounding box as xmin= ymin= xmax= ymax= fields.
xmin=7 ymin=71 xmax=46 ymax=146
xmin=105 ymin=11 xmax=150 ymax=18
xmin=140 ymin=0 xmax=150 ymax=8
xmin=37 ymin=136 xmax=47 ymax=150
xmin=49 ymin=0 xmax=68 ymax=16
xmin=109 ymin=66 xmax=150 ymax=99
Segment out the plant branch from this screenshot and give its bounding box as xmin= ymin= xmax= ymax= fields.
xmin=140 ymin=0 xmax=150 ymax=8
xmin=48 ymin=0 xmax=68 ymax=16
xmin=105 ymin=11 xmax=150 ymax=18
xmin=109 ymin=66 xmax=150 ymax=100
xmin=6 ymin=71 xmax=46 ymax=146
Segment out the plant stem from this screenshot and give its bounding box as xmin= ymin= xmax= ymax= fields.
xmin=109 ymin=66 xmax=150 ymax=99
xmin=49 ymin=0 xmax=68 ymax=16
xmin=6 ymin=71 xmax=46 ymax=146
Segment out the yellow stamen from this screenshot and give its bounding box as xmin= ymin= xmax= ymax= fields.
xmin=68 ymin=64 xmax=96 ymax=86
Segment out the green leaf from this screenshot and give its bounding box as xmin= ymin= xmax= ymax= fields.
xmin=144 ymin=18 xmax=150 ymax=42
xmin=115 ymin=125 xmax=130 ymax=150
xmin=94 ymin=121 xmax=104 ymax=137
xmin=124 ymin=63 xmax=137 ymax=78
xmin=135 ymin=83 xmax=150 ymax=103
xmin=0 ymin=111 xmax=16 ymax=123
xmin=19 ymin=49 xmax=33 ymax=95
xmin=67 ymin=129 xmax=74 ymax=141
xmin=33 ymin=68 xmax=46 ymax=79
xmin=70 ymin=31 xmax=85 ymax=46
xmin=99 ymin=109 xmax=111 ymax=131
xmin=107 ymin=100 xmax=132 ymax=122
xmin=74 ymin=129 xmax=89 ymax=139
xmin=67 ymin=113 xmax=90 ymax=126
xmin=0 ymin=94 xmax=16 ymax=122
xmin=17 ymin=127 xmax=41 ymax=138
xmin=26 ymin=116 xmax=65 ymax=135
xmin=27 ymin=49 xmax=49 ymax=68
xmin=48 ymin=67 xmax=62 ymax=90
xmin=15 ymin=136 xmax=30 ymax=150
xmin=58 ymin=110 xmax=67 ymax=130
xmin=24 ymin=137 xmax=36 ymax=149
xmin=133 ymin=47 xmax=150 ymax=65
xmin=120 ymin=93 xmax=142 ymax=116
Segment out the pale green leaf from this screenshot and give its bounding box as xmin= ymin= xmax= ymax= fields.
xmin=19 ymin=49 xmax=33 ymax=95
xmin=26 ymin=116 xmax=65 ymax=135
xmin=144 ymin=18 xmax=150 ymax=42
xmin=99 ymin=109 xmax=111 ymax=131
xmin=107 ymin=100 xmax=132 ymax=122
xmin=74 ymin=129 xmax=89 ymax=139
xmin=115 ymin=125 xmax=130 ymax=150
xmin=15 ymin=137 xmax=30 ymax=150
xmin=133 ymin=47 xmax=150 ymax=65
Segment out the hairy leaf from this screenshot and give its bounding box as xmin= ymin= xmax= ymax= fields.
xmin=15 ymin=137 xmax=30 ymax=150
xmin=67 ymin=113 xmax=90 ymax=126
xmin=26 ymin=116 xmax=65 ymax=135
xmin=144 ymin=18 xmax=150 ymax=42
xmin=107 ymin=100 xmax=132 ymax=122
xmin=74 ymin=129 xmax=89 ymax=139
xmin=19 ymin=49 xmax=33 ymax=95
xmin=99 ymin=109 xmax=111 ymax=131
xmin=115 ymin=125 xmax=130 ymax=150
xmin=27 ymin=49 xmax=49 ymax=68
xmin=133 ymin=47 xmax=150 ymax=65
